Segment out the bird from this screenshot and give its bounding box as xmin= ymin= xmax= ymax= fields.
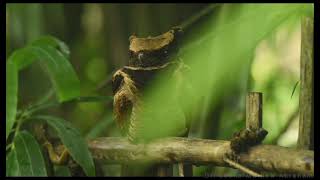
xmin=112 ymin=27 xmax=186 ymax=144
xmin=111 ymin=27 xmax=190 ymax=176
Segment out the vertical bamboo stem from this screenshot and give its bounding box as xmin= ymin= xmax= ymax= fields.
xmin=297 ymin=16 xmax=313 ymax=150
xmin=246 ymin=92 xmax=263 ymax=130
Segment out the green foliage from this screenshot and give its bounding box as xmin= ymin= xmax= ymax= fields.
xmin=6 ymin=60 xmax=18 ymax=140
xmin=32 ymin=115 xmax=96 ymax=176
xmin=7 ymin=131 xmax=47 ymax=176
xmin=6 ymin=36 xmax=98 ymax=177
xmin=6 ymin=4 xmax=313 ymax=177
xmin=6 ymin=36 xmax=80 ymax=141
xmin=133 ymin=4 xmax=312 ymax=175
xmin=137 ymin=4 xmax=312 ymax=142
xmin=6 ymin=149 xmax=19 ymax=176
xmin=31 ymin=36 xmax=70 ymax=59
xmin=7 ymin=35 xmax=79 ymax=103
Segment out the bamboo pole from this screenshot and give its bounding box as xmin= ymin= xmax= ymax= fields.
xmin=246 ymin=92 xmax=262 ymax=130
xmin=297 ymin=16 xmax=314 ymax=150
xmin=88 ymin=137 xmax=313 ymax=176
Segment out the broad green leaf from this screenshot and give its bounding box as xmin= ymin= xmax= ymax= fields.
xmin=13 ymin=131 xmax=47 ymax=176
xmin=33 ymin=115 xmax=95 ymax=176
xmin=8 ymin=48 xmax=37 ymax=71
xmin=6 ymin=150 xmax=20 ymax=176
xmin=28 ymin=44 xmax=80 ymax=101
xmin=6 ymin=60 xmax=18 ymax=140
xmin=54 ymin=165 xmax=71 ymax=177
xmin=7 ymin=43 xmax=80 ymax=102
xmin=13 ymin=36 xmax=70 ymax=70
xmin=31 ymin=35 xmax=70 ymax=59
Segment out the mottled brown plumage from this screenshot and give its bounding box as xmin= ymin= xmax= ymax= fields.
xmin=112 ymin=27 xmax=187 ymax=144
xmin=112 ymin=69 xmax=141 ymax=142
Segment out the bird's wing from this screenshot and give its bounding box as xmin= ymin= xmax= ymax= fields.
xmin=113 ymin=90 xmax=133 ymax=137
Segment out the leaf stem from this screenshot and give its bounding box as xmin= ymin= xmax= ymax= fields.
xmin=7 ymin=111 xmax=26 ymax=152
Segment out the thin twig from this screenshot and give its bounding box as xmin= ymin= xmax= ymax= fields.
xmin=179 ymin=4 xmax=220 ymax=30
xmin=223 ymin=157 xmax=262 ymax=177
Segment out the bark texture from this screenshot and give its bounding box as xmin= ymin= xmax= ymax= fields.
xmin=88 ymin=137 xmax=313 ymax=175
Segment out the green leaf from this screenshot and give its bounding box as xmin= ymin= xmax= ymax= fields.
xmin=6 ymin=60 xmax=18 ymax=140
xmin=7 ymin=42 xmax=80 ymax=102
xmin=6 ymin=150 xmax=20 ymax=176
xmin=31 ymin=35 xmax=70 ymax=59
xmin=33 ymin=115 xmax=95 ymax=176
xmin=27 ymin=44 xmax=80 ymax=102
xmin=13 ymin=36 xmax=70 ymax=70
xmin=13 ymin=131 xmax=47 ymax=176
xmin=54 ymin=165 xmax=71 ymax=177
xmin=8 ymin=48 xmax=37 ymax=71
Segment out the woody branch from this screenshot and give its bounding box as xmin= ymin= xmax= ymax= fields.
xmin=88 ymin=137 xmax=313 ymax=176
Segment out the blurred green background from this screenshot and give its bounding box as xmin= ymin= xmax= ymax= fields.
xmin=6 ymin=3 xmax=312 ymax=176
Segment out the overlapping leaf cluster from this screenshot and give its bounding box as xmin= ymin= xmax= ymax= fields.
xmin=6 ymin=36 xmax=95 ymax=176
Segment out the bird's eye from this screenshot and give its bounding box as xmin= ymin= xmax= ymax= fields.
xmin=164 ymin=50 xmax=168 ymax=54
xmin=138 ymin=53 xmax=144 ymax=60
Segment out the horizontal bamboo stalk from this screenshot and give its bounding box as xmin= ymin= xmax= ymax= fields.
xmin=88 ymin=137 xmax=313 ymax=176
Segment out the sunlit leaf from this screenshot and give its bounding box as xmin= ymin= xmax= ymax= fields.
xmin=13 ymin=131 xmax=47 ymax=176
xmin=32 ymin=115 xmax=95 ymax=176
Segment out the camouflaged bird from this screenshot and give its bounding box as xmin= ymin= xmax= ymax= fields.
xmin=112 ymin=27 xmax=190 ymax=144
